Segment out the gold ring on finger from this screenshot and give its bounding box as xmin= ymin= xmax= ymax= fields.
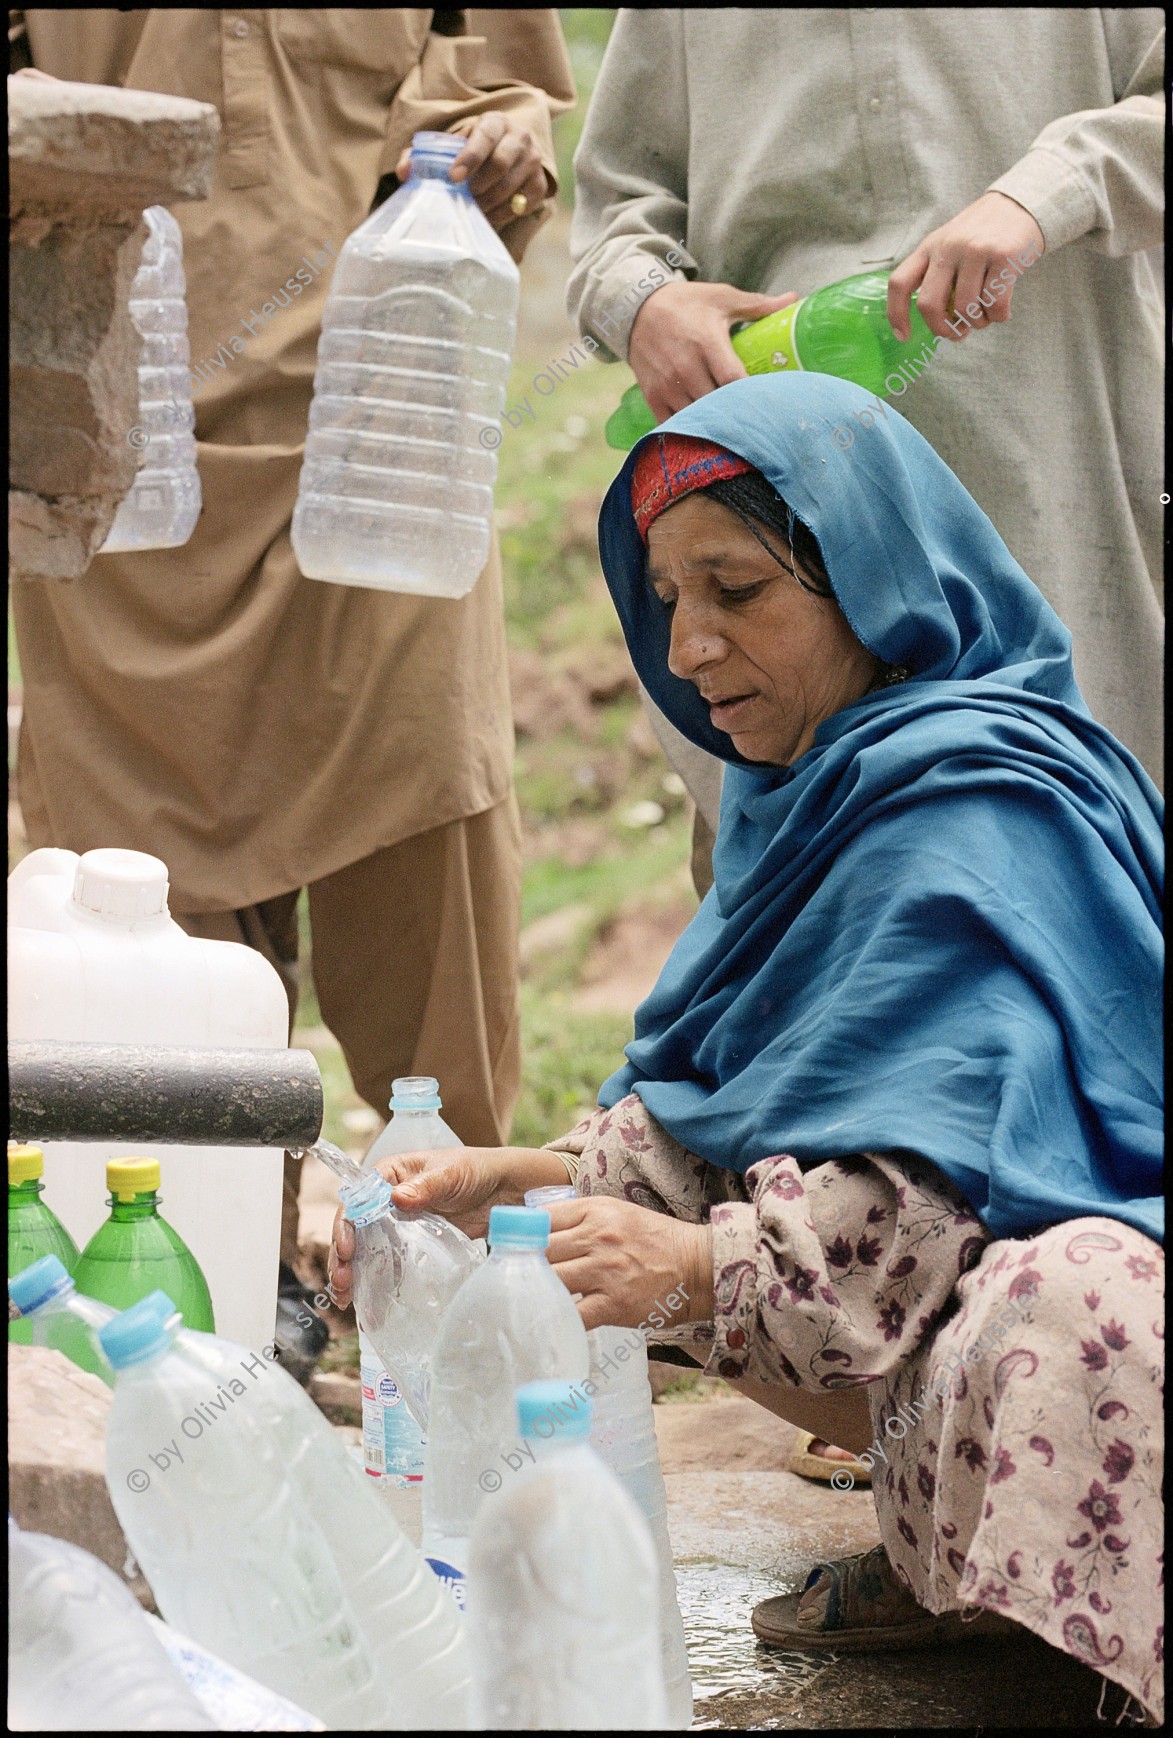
xmin=510 ymin=192 xmax=529 ymax=217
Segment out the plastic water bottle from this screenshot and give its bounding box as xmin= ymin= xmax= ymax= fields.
xmin=72 ymin=1159 xmax=214 ymax=1330
xmin=291 ymin=130 xmax=519 ymax=597
xmin=423 ymin=1205 xmax=590 ymax=1605
xmin=342 ymin=1169 xmax=482 ymax=1433
xmin=466 ymin=1381 xmax=668 ymax=1730
xmin=8 ymin=1516 xmax=214 ymax=1731
xmin=9 ymin=1144 xmax=80 ymax=1343
xmin=523 ymin=1185 xmax=694 ymax=1725
xmin=354 ymin=1076 xmax=479 ymax=1483
xmin=103 ymin=1297 xmax=472 ymax=1729
xmin=8 ymin=1253 xmax=116 ymax=1383
xmin=606 ymin=269 xmax=938 ymax=449
xmin=101 ymin=205 xmax=201 ymax=552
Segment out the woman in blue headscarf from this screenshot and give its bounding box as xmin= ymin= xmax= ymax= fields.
xmin=332 ymin=374 xmax=1163 ymax=1721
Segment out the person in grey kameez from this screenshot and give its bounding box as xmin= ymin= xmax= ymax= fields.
xmin=567 ymin=9 xmax=1164 ymax=818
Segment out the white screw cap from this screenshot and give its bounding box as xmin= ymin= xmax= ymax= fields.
xmin=72 ymin=848 xmax=170 ymax=922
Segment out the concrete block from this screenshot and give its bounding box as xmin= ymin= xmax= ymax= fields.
xmin=8 ymin=1342 xmax=156 ymax=1607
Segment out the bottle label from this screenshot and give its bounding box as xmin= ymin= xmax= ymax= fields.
xmin=360 ymin=1354 xmax=425 ymax=1482
xmin=425 ymin=1558 xmax=467 ymax=1611
xmin=736 ymin=298 xmax=805 ymax=375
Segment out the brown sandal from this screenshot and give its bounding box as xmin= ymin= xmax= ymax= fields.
xmin=752 ymin=1544 xmax=1017 ymax=1653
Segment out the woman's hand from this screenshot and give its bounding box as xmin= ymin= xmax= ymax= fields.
xmin=887 ymin=190 xmax=1045 ymax=343
xmin=326 ymin=1146 xmax=570 ymax=1309
xmin=627 ymin=280 xmax=799 ymax=422
xmin=546 ymin=1196 xmax=714 ymax=1333
xmin=394 ymin=111 xmax=550 ymax=234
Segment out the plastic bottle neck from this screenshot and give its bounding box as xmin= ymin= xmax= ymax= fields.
xmin=488 ymin=1243 xmax=548 ymax=1263
xmin=408 ymin=134 xmax=473 ymax=198
xmin=106 ymin=1192 xmax=161 ymax=1222
xmin=9 ymin=1179 xmax=44 ymax=1200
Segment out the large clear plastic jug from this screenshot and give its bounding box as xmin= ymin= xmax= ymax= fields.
xmin=291 ymin=131 xmax=519 ymax=597
xmin=100 ymin=206 xmax=201 ymax=554
xmin=6 ymin=848 xmax=289 ymax=1350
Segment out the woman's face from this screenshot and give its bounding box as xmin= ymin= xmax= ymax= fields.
xmin=646 ymin=493 xmax=882 ymax=765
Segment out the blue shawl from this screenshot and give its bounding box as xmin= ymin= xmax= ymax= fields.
xmin=597 ymin=374 xmax=1163 ymax=1244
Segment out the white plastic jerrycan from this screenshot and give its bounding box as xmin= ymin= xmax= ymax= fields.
xmin=7 ymin=848 xmax=290 ymax=1350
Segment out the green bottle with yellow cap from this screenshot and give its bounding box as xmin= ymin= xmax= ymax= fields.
xmin=71 ymin=1159 xmax=214 ymax=1330
xmin=8 ymin=1143 xmax=82 ymax=1345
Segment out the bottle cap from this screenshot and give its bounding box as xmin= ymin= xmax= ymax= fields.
xmin=410 ymin=130 xmax=465 ymax=164
xmin=8 ymin=1254 xmax=74 ymax=1316
xmin=8 ymin=1144 xmax=44 ymax=1185
xmin=72 ymin=848 xmax=169 ymax=923
xmin=523 ymin=1185 xmax=577 ymax=1208
xmin=488 ymin=1205 xmax=550 ymax=1250
xmin=516 ymin=1380 xmax=592 ymax=1442
xmin=389 ymin=1076 xmax=442 ymax=1112
xmin=140 ymin=1289 xmax=183 ymax=1332
xmin=107 ymin=1158 xmax=161 ymax=1200
xmin=98 ymin=1298 xmax=172 ymax=1370
xmin=340 ymin=1174 xmax=394 ymax=1228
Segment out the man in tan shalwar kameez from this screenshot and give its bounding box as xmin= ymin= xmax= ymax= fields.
xmin=9 ymin=10 xmax=575 ymax=1280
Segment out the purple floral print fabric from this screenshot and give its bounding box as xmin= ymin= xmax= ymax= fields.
xmin=547 ymin=1096 xmax=1164 ymax=1722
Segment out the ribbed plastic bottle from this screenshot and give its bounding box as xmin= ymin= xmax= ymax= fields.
xmin=123 ymin=1295 xmax=473 ymax=1728
xmin=606 ymin=269 xmax=938 ymax=449
xmin=8 ymin=1254 xmax=116 ymax=1383
xmin=72 ymin=1159 xmax=214 ymax=1330
xmin=351 ymin=1076 xmax=478 ymax=1486
xmin=524 ymin=1184 xmax=694 ymax=1725
xmin=423 ymin=1205 xmax=590 ymax=1606
xmin=8 ymin=1516 xmax=215 ymax=1731
xmin=291 ymin=130 xmax=519 ymax=596
xmin=9 ymin=1145 xmax=80 ymax=1346
xmin=100 ymin=205 xmax=201 ymax=552
xmin=466 ymin=1381 xmax=668 ymax=1730
xmin=101 ymin=1301 xmax=385 ymax=1726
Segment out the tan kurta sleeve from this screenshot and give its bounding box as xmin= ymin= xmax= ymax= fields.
xmin=380 ymin=9 xmax=574 ymax=259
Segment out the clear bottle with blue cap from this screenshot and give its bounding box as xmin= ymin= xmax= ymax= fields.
xmin=7 ymin=1254 xmax=117 ymax=1384
xmin=99 ymin=1294 xmax=472 ymax=1729
xmin=466 ymin=1380 xmax=668 ymax=1730
xmin=349 ymin=1076 xmax=481 ymax=1489
xmin=422 ymin=1203 xmax=589 ymax=1606
xmin=522 ymin=1185 xmax=694 ymax=1725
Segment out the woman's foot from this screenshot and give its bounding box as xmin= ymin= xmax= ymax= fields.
xmin=752 ymin=1544 xmax=1016 ymax=1652
xmin=788 ymin=1429 xmax=873 ymax=1488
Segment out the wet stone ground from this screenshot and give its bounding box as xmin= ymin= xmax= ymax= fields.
xmin=655 ymin=1396 xmax=1128 ymax=1730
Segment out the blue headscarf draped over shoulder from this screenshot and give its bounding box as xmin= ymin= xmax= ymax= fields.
xmin=598 ymin=374 xmax=1163 ymax=1245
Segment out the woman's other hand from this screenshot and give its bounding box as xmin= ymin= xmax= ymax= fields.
xmin=888 ymin=190 xmax=1045 ymax=343
xmin=394 ymin=111 xmax=550 ymax=235
xmin=627 ymin=280 xmax=799 ymax=423
xmin=546 ymin=1196 xmax=714 ymax=1332
xmin=326 ymin=1146 xmax=571 ymax=1309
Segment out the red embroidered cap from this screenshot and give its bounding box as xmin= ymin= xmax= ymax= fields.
xmin=631 ymin=433 xmax=755 ymax=542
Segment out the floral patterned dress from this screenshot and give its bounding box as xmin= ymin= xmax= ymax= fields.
xmin=548 ymin=1095 xmax=1165 ymax=1724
